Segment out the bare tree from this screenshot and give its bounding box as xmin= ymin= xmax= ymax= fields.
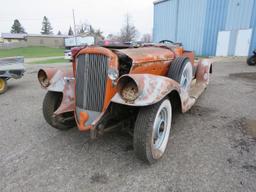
xmin=120 ymin=14 xmax=138 ymax=42
xmin=106 ymin=34 xmax=120 ymax=41
xmin=77 ymin=23 xmax=104 ymax=40
xmin=74 ymin=22 xmax=88 ymax=35
xmin=141 ymin=33 xmax=152 ymax=43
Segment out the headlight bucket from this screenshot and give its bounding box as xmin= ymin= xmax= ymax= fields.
xmin=38 ymin=69 xmax=50 ymax=88
xmin=117 ymin=76 xmax=139 ymax=102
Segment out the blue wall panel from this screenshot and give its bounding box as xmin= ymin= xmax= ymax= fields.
xmin=176 ymin=0 xmax=207 ymax=55
xmin=249 ymin=0 xmax=256 ymax=54
xmin=202 ymin=0 xmax=228 ymax=56
xmin=225 ymin=0 xmax=254 ymax=30
xmin=153 ymin=0 xmax=256 ymax=56
xmin=153 ymin=0 xmax=178 ymax=43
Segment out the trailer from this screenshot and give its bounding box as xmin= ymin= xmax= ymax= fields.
xmin=0 ymin=57 xmax=25 ymax=94
xmin=64 ymin=36 xmax=95 ymax=61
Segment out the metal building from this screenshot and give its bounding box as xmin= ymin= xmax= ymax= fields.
xmin=153 ymin=0 xmax=256 ymax=56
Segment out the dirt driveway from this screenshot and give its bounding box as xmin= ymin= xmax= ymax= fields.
xmin=0 ymin=59 xmax=256 ymax=192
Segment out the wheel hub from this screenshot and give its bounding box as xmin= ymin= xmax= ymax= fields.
xmin=0 ymin=79 xmax=5 ymax=92
xmin=153 ymin=107 xmax=168 ymax=149
xmin=180 ymin=62 xmax=193 ymax=90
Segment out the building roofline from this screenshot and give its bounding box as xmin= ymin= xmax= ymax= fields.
xmin=153 ymin=0 xmax=170 ymax=5
xmin=27 ymin=34 xmax=69 ymax=38
xmin=1 ymin=33 xmax=27 ymax=39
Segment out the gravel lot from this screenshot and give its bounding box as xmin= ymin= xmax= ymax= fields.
xmin=1 ymin=59 xmax=256 ymax=192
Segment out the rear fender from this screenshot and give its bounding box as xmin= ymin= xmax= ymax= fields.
xmin=39 ymin=68 xmax=75 ymax=115
xmin=111 ymin=74 xmax=181 ymax=106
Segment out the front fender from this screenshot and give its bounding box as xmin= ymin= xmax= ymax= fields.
xmin=196 ymin=59 xmax=213 ymax=84
xmin=111 ymin=74 xmax=181 ymax=106
xmin=38 ymin=68 xmax=75 ymax=115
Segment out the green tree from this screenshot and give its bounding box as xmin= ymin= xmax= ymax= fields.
xmin=11 ymin=19 xmax=26 ymax=33
xmin=41 ymin=16 xmax=53 ymax=35
xmin=68 ymin=26 xmax=74 ymax=36
xmin=57 ymin=30 xmax=62 ymax=35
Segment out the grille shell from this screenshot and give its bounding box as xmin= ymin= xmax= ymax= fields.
xmin=76 ymin=54 xmax=108 ymax=112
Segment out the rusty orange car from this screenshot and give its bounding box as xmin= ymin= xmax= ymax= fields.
xmin=38 ymin=41 xmax=212 ymax=164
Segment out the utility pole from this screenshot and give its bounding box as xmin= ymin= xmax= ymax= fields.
xmin=72 ymin=9 xmax=78 ymax=46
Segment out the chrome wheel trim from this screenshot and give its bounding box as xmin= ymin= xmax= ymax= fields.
xmin=180 ymin=61 xmax=193 ymax=91
xmin=152 ymin=99 xmax=172 ymax=159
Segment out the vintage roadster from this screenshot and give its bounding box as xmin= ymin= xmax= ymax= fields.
xmin=0 ymin=57 xmax=25 ymax=94
xmin=38 ymin=42 xmax=212 ymax=164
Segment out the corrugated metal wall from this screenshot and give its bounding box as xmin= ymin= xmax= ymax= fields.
xmin=225 ymin=0 xmax=254 ymax=30
xmin=249 ymin=0 xmax=256 ymax=54
xmin=176 ymin=0 xmax=207 ymax=54
xmin=153 ymin=0 xmax=256 ymax=56
xmin=153 ymin=0 xmax=178 ymax=42
xmin=202 ymin=0 xmax=228 ymax=56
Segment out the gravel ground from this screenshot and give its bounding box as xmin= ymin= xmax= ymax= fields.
xmin=0 ymin=59 xmax=256 ymax=192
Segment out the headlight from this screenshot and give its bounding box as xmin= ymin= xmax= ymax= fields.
xmin=117 ymin=76 xmax=139 ymax=102
xmin=38 ymin=69 xmax=50 ymax=88
xmin=108 ymin=68 xmax=119 ymax=81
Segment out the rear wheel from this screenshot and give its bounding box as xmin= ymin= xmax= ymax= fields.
xmin=247 ymin=55 xmax=256 ymax=66
xmin=133 ymin=98 xmax=172 ymax=164
xmin=43 ymin=91 xmax=75 ymax=130
xmin=0 ymin=78 xmax=7 ymax=94
xmin=168 ymin=57 xmax=193 ymax=91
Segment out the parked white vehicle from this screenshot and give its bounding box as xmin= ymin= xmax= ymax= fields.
xmin=64 ymin=36 xmax=95 ymax=61
xmin=64 ymin=50 xmax=72 ymax=61
xmin=0 ymin=56 xmax=25 ymax=94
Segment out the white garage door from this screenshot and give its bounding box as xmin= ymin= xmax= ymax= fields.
xmin=235 ymin=29 xmax=252 ymax=56
xmin=216 ymin=31 xmax=231 ymax=56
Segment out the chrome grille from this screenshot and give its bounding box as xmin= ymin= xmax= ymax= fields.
xmin=76 ymin=54 xmax=108 ymax=112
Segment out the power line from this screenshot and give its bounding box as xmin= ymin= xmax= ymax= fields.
xmin=0 ymin=17 xmax=73 ymax=21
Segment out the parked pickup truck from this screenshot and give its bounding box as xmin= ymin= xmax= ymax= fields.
xmin=0 ymin=57 xmax=25 ymax=94
xmin=38 ymin=42 xmax=212 ymax=164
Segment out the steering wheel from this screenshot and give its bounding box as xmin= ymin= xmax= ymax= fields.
xmin=159 ymin=40 xmax=175 ymax=44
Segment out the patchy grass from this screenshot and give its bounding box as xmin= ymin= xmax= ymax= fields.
xmin=0 ymin=46 xmax=64 ymax=58
xmin=29 ymin=58 xmax=68 ymax=64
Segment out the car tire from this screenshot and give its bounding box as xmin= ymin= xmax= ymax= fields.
xmin=168 ymin=57 xmax=193 ymax=91
xmin=247 ymin=55 xmax=256 ymax=66
xmin=133 ymin=98 xmax=172 ymax=164
xmin=0 ymin=78 xmax=7 ymax=94
xmin=43 ymin=91 xmax=75 ymax=130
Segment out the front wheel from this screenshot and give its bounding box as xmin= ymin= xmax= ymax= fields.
xmin=168 ymin=57 xmax=193 ymax=91
xmin=0 ymin=78 xmax=7 ymax=94
xmin=43 ymin=91 xmax=75 ymax=130
xmin=133 ymin=98 xmax=172 ymax=164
